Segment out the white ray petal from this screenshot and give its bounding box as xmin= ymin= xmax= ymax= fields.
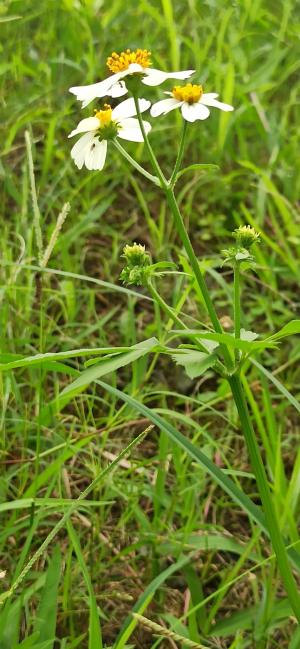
xmin=112 ymin=97 xmax=150 ymax=120
xmin=142 ymin=68 xmax=195 ymax=86
xmin=201 ymin=97 xmax=234 ymax=111
xmin=70 ymin=132 xmax=95 ymax=169
xmin=150 ymin=98 xmax=181 ymax=117
xmin=85 ymin=139 xmax=107 ymax=171
xmin=127 ymin=63 xmax=144 ymax=73
xmin=68 ymin=116 xmax=99 ymax=138
xmin=117 ymin=118 xmax=151 ymax=142
xmin=69 ymin=73 xmax=123 ymax=107
xmin=201 ymin=93 xmax=219 ymax=100
xmin=181 ymin=102 xmax=210 ymax=122
xmin=166 ymin=69 xmax=196 ymax=80
xmin=108 ymin=81 xmax=128 ymax=98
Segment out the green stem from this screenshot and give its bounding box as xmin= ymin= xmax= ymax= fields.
xmin=165 ymin=188 xmax=221 ymax=334
xmin=169 ymin=120 xmax=187 ymax=187
xmin=234 ymin=262 xmax=241 ymax=341
xmin=113 ymin=140 xmax=160 ymax=186
xmin=165 ymin=187 xmax=234 ymax=371
xmin=132 ymin=95 xmax=167 ymax=187
xmin=229 ymin=374 xmax=300 ymax=622
xmin=234 ymin=261 xmax=241 ymax=362
xmin=146 ymin=278 xmax=187 ymax=330
xmin=133 ymin=97 xmax=233 ymax=370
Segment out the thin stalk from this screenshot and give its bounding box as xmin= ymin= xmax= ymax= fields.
xmin=146 ymin=278 xmax=187 ymax=330
xmin=165 ymin=188 xmax=222 ymax=335
xmin=234 ymin=261 xmax=241 ymax=362
xmin=165 ymin=188 xmax=234 ymax=371
xmin=113 ymin=140 xmax=160 ymax=186
xmin=132 ymin=98 xmax=233 ymax=368
xmin=25 ymin=130 xmax=43 ymax=264
xmin=132 ymin=95 xmax=167 ymax=187
xmin=234 ymin=262 xmax=241 ymax=340
xmin=169 ymin=120 xmax=187 ymax=187
xmin=229 ymin=374 xmax=300 ymax=622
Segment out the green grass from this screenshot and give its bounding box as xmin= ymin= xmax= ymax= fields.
xmin=1 ymin=0 xmax=300 ymax=647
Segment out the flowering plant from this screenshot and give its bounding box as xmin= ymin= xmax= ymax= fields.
xmin=65 ymin=47 xmax=300 ymax=626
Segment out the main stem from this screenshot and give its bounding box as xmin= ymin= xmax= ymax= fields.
xmin=234 ymin=261 xmax=241 ymax=362
xmin=234 ymin=262 xmax=241 ymax=341
xmin=133 ymin=98 xmax=300 ymax=621
xmin=229 ymin=374 xmax=300 ymax=621
xmin=132 ymin=93 xmax=232 ymax=369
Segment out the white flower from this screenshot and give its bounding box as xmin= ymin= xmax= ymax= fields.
xmin=69 ymin=49 xmax=195 ymax=108
xmin=150 ymin=83 xmax=234 ymax=122
xmin=68 ymin=98 xmax=151 ymax=171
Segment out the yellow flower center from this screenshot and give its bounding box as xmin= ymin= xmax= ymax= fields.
xmin=95 ymin=104 xmax=113 ymax=126
xmin=107 ymin=49 xmax=151 ymax=73
xmin=172 ymin=83 xmax=203 ymax=104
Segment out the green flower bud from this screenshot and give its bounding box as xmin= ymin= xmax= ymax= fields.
xmin=233 ymin=225 xmax=260 ymax=249
xmin=123 ymin=243 xmax=150 ymax=267
xmin=120 ymin=243 xmax=150 ymax=286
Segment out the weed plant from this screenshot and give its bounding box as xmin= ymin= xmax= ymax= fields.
xmin=1 ymin=2 xmax=300 ymax=648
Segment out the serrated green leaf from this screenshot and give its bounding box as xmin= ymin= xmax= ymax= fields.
xmin=171 ymin=350 xmax=217 ymax=379
xmin=240 ymin=329 xmax=259 ymax=342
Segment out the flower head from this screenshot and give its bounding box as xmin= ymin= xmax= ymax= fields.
xmin=123 ymin=243 xmax=149 ymax=266
xmin=68 ymin=98 xmax=151 ymax=171
xmin=120 ymin=242 xmax=151 ymax=286
xmin=107 ymin=49 xmax=151 ymax=73
xmin=69 ymin=48 xmax=195 ymax=108
xmin=151 ymin=82 xmax=234 ymax=122
xmin=222 ymin=226 xmax=260 ymax=267
xmin=233 ymin=225 xmax=260 ymax=249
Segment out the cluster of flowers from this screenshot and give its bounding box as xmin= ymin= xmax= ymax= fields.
xmin=68 ymin=48 xmax=234 ymax=171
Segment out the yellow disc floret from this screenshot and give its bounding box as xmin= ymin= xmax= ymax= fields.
xmin=95 ymin=104 xmax=113 ymax=126
xmin=172 ymin=83 xmax=203 ymax=104
xmin=107 ymin=49 xmax=151 ymax=73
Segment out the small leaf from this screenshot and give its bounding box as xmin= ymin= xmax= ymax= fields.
xmin=172 ymin=350 xmax=217 ymax=379
xmin=240 ymin=329 xmax=259 ymax=342
xmin=268 ymin=320 xmax=300 ymax=341
xmin=175 ymin=163 xmax=219 ymax=181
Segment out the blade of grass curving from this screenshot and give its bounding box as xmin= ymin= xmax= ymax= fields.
xmin=251 ymin=358 xmax=300 ymax=415
xmin=0 ymin=347 xmax=138 ymax=372
xmin=67 ymin=521 xmax=102 ymax=649
xmin=33 ymin=545 xmax=61 ymax=647
xmin=0 ymin=262 xmax=153 ymax=301
xmin=0 ymin=429 xmax=150 ymax=605
xmin=40 ymin=338 xmax=158 ymax=423
xmin=97 ymin=380 xmax=300 ymax=573
xmin=114 ymin=554 xmax=195 ymax=649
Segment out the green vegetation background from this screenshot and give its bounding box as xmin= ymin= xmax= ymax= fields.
xmin=1 ymin=0 xmax=300 ymax=647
